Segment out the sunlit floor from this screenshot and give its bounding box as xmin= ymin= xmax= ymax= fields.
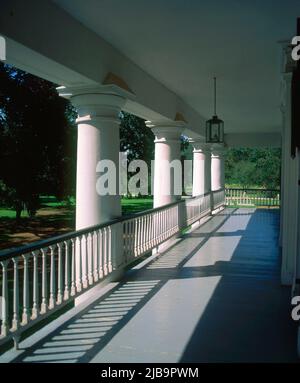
xmin=1 ymin=208 xmax=298 ymax=363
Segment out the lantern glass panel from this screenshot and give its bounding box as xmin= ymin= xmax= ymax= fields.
xmin=206 ymin=117 xmax=224 ymax=143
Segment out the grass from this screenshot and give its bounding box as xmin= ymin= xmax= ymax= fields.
xmin=121 ymin=197 xmax=153 ymax=215
xmin=0 ymin=196 xmax=153 ymax=250
xmin=0 ymin=209 xmax=29 ymax=219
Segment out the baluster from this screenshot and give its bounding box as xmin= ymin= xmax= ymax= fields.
xmin=127 ymin=221 xmax=131 ymax=258
xmin=174 ymin=206 xmax=177 ymax=233
xmin=152 ymin=213 xmax=156 ymax=247
xmin=166 ymin=209 xmax=169 ymax=237
xmin=150 ymin=214 xmax=154 ymax=248
xmin=93 ymin=231 xmax=99 ymax=282
xmin=82 ymin=234 xmax=88 ymax=288
xmin=144 ymin=216 xmax=148 ymax=251
xmin=49 ymin=246 xmax=56 ymax=309
xmin=102 ymin=228 xmax=108 ymax=275
xmin=137 ymin=218 xmax=141 ymax=256
xmin=140 ymin=216 xmax=145 ymax=254
xmin=123 ymin=222 xmax=128 ymax=262
xmin=64 ymin=241 xmax=70 ymax=300
xmin=154 ymin=212 xmax=159 ymax=246
xmin=98 ymin=230 xmax=104 ymax=278
xmin=162 ymin=210 xmax=165 ymax=240
xmin=170 ymin=209 xmax=173 ymax=235
xmin=131 ymin=220 xmax=135 ymax=255
xmin=139 ymin=217 xmax=143 ymax=254
xmin=159 ymin=210 xmax=162 ymax=243
xmin=173 ymin=207 xmax=177 ymax=234
xmin=146 ymin=215 xmax=150 ymax=249
xmin=22 ymin=254 xmax=30 ymax=325
xmin=1 ymin=260 xmax=9 ymax=336
xmin=76 ymin=236 xmax=83 ymax=292
xmin=160 ymin=211 xmax=163 ymax=242
xmin=70 ymin=239 xmax=76 ymax=296
xmin=31 ymin=251 xmax=39 ymax=319
xmin=57 ymin=243 xmax=63 ymax=304
xmin=88 ymin=233 xmax=94 ymax=285
xmin=167 ymin=209 xmax=170 ymax=237
xmin=141 ymin=216 xmax=144 ymax=253
xmin=157 ymin=212 xmax=160 ymax=243
xmin=133 ymin=219 xmax=138 ymax=257
xmin=130 ymin=220 xmax=135 ymax=258
xmin=12 ymin=257 xmax=20 ymax=330
xmin=136 ymin=217 xmax=140 ymax=256
xmin=41 ymin=248 xmax=48 ymax=314
xmin=107 ymin=227 xmax=112 ymax=272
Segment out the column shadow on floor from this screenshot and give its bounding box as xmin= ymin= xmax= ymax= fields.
xmin=179 ymin=209 xmax=298 ymax=362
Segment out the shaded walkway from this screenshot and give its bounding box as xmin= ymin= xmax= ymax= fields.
xmin=1 ymin=208 xmax=298 ymax=363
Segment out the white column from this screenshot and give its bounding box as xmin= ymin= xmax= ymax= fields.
xmin=211 ymin=145 xmax=225 ymax=191
xmin=146 ymin=121 xmax=184 ymax=208
xmin=190 ymin=141 xmax=211 ymax=196
xmin=59 ymin=85 xmax=127 ymax=229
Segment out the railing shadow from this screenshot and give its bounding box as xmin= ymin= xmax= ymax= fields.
xmin=8 ymin=208 xmax=236 ymax=363
xmin=6 ymin=208 xmax=298 ymax=363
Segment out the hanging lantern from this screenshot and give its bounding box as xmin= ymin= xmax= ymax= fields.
xmin=206 ymin=77 xmax=224 ymax=143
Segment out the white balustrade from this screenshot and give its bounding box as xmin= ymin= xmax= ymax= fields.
xmin=0 ymin=190 xmax=225 ymax=349
xmin=225 ymin=188 xmax=280 ymax=207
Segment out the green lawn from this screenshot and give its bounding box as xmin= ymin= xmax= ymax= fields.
xmin=0 ymin=209 xmax=29 ymax=219
xmin=0 ymin=196 xmax=154 ymax=250
xmin=121 ymin=197 xmax=153 ymax=215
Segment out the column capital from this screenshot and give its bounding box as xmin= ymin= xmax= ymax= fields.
xmin=57 ymin=84 xmax=133 ymax=124
xmin=211 ymin=144 xmax=226 ymax=157
xmin=189 ymin=139 xmax=211 ymax=153
xmin=146 ymin=120 xmax=185 ymax=142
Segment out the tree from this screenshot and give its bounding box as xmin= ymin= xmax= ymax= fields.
xmin=0 ymin=63 xmax=77 ymax=219
xmin=120 ymin=112 xmax=154 ymax=166
xmin=225 ymin=147 xmax=281 ymax=189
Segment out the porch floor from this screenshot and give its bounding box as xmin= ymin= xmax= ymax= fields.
xmin=1 ymin=208 xmax=298 ymax=363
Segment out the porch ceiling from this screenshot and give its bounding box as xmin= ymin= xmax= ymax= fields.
xmin=53 ymin=0 xmax=298 ymax=134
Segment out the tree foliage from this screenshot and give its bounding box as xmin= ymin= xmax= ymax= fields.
xmin=0 ymin=63 xmax=77 ymax=218
xmin=119 ymin=112 xmax=154 ymax=166
xmin=225 ymin=148 xmax=281 ymax=189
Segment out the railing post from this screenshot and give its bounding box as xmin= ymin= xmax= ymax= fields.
xmin=49 ymin=246 xmax=56 ymax=309
xmin=22 ymin=254 xmax=30 ymax=325
xmin=64 ymin=241 xmax=70 ymax=301
xmin=210 ymin=190 xmax=214 ymax=212
xmin=112 ymin=222 xmax=124 ymax=270
xmin=57 ymin=243 xmax=63 ymax=305
xmin=12 ymin=257 xmax=20 ymax=331
xmin=1 ymin=260 xmax=9 ymax=337
xmin=32 ymin=251 xmax=39 ymax=320
xmin=41 ymin=248 xmax=48 ymax=314
xmin=93 ymin=231 xmax=99 ymax=282
xmin=70 ymin=239 xmax=76 ymax=296
xmin=178 ymin=200 xmax=187 ymax=232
